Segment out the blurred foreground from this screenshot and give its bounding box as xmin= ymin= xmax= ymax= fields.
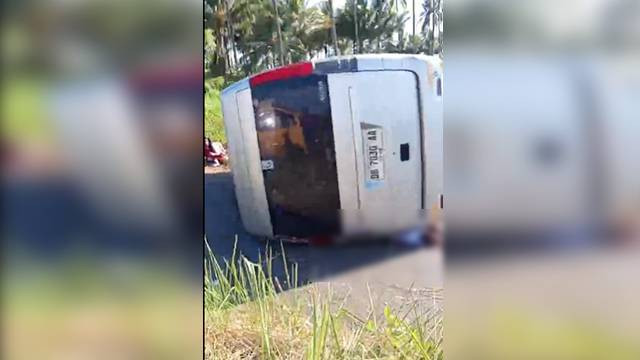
xmin=445 ymin=0 xmax=640 ymax=359
xmin=2 ymin=1 xmax=203 ymax=358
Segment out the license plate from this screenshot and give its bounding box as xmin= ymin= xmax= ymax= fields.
xmin=363 ymin=128 xmax=384 ymax=182
xmin=261 ymin=160 xmax=274 ymax=171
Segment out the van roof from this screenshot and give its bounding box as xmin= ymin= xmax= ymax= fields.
xmin=222 ymin=54 xmax=442 ymax=95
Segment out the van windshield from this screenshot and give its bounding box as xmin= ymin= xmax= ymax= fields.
xmin=251 ymin=75 xmax=340 ymax=237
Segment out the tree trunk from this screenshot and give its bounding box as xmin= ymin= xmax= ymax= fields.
xmin=329 ymin=0 xmax=339 ymax=56
xmin=232 ymin=41 xmax=239 ymax=68
xmin=218 ymin=32 xmax=228 ymax=75
xmin=353 ymin=0 xmax=359 ymax=54
xmin=222 ymin=0 xmax=237 ymax=70
xmin=229 ymin=18 xmax=239 ymax=67
xmin=412 ymin=0 xmax=416 ymax=37
xmin=224 ymin=37 xmax=231 ymax=70
xmin=272 ymin=0 xmax=286 ymax=66
xmin=430 ymin=0 xmax=435 ymax=54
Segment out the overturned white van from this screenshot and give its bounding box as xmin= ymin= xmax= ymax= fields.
xmin=221 ymin=54 xmax=443 ymax=241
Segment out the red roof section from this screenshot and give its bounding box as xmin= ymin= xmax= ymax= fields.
xmin=250 ymin=62 xmax=314 ymax=87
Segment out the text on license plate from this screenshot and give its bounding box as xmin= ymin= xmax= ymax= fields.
xmin=363 ymin=127 xmax=384 ymax=182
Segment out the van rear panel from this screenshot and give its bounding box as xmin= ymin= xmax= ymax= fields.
xmin=221 ymin=55 xmax=443 ymax=239
xmin=328 ymin=71 xmax=424 ymax=234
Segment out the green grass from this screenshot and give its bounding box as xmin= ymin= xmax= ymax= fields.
xmin=204 ymin=238 xmax=443 ymax=359
xmin=205 ymin=77 xmax=227 ymax=143
xmin=205 ymin=73 xmax=248 ymax=144
xmin=2 ymin=76 xmax=51 ymax=143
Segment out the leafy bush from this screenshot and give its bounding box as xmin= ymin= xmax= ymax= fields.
xmin=204 ymin=77 xmax=226 ymax=143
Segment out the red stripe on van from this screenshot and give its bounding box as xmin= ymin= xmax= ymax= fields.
xmin=250 ymin=62 xmax=314 ymax=86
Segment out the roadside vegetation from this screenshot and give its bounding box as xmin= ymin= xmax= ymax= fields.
xmin=204 ymin=0 xmax=443 ymax=78
xmin=204 ymin=0 xmax=443 ymax=145
xmin=205 ymin=77 xmax=227 ymax=143
xmin=205 ymin=239 xmax=443 ymax=359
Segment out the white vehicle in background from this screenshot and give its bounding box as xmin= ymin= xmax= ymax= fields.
xmin=221 ymin=54 xmax=443 ymax=243
xmin=445 ymin=52 xmax=640 ymax=244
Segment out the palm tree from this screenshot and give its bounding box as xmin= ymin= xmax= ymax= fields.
xmin=205 ymin=0 xmax=259 ymax=75
xmin=226 ymin=0 xmax=259 ymax=71
xmin=281 ymin=0 xmax=330 ymax=61
xmin=336 ymin=0 xmax=406 ymax=53
xmin=204 ymin=0 xmax=231 ymax=76
xmin=391 ymin=0 xmax=407 ymax=13
xmin=412 ymin=0 xmax=415 ymax=36
xmin=231 ymin=0 xmax=331 ymax=72
xmin=209 ymin=0 xmax=424 ymax=77
xmin=370 ymin=0 xmax=407 ymax=50
xmin=234 ymin=0 xmax=280 ymax=72
xmin=272 ymin=0 xmax=286 ymax=65
xmin=421 ymin=0 xmax=443 ymax=54
xmin=384 ymin=33 xmax=427 ymax=53
xmin=327 ymin=0 xmax=339 ymax=55
xmin=391 ymin=0 xmax=407 ymax=43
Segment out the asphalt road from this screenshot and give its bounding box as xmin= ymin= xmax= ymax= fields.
xmin=204 ymin=170 xmax=443 ymax=289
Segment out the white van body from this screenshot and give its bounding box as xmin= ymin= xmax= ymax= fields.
xmin=221 ymin=54 xmax=443 ymax=239
xmin=445 ymin=51 xmax=640 ymax=240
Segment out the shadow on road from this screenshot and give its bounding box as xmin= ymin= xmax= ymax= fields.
xmin=205 ymin=172 xmax=417 ymax=284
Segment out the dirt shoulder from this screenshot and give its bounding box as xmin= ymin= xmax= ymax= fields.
xmin=204 ymin=165 xmax=230 ymax=174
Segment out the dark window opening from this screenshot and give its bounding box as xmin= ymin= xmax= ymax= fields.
xmin=251 ymin=75 xmax=341 ymax=237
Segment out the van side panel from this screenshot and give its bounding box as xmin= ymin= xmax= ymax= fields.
xmin=221 ymin=87 xmax=273 ymax=236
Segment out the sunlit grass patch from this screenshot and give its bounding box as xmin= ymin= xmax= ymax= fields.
xmin=205 ymin=238 xmax=443 ymax=359
xmin=205 ymin=77 xmax=226 ymax=143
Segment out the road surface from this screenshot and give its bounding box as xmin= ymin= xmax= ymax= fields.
xmin=204 ymin=170 xmax=443 ymax=289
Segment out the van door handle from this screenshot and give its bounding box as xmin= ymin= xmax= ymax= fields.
xmin=400 ymin=143 xmax=409 ymax=161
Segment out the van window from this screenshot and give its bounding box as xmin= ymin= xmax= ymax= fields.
xmin=251 ymin=75 xmax=340 ymax=237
